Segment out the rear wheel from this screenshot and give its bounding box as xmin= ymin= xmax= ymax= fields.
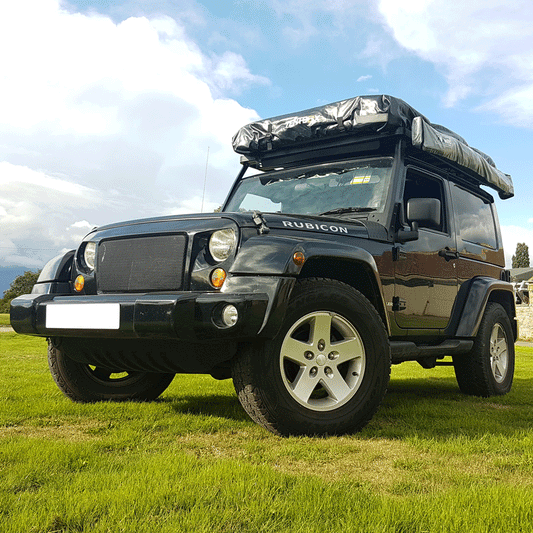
xmin=453 ymin=302 xmax=514 ymax=396
xmin=231 ymin=279 xmax=390 ymax=436
xmin=48 ymin=339 xmax=175 ymax=402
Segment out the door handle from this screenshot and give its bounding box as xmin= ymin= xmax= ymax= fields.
xmin=438 ymin=247 xmax=459 ymax=261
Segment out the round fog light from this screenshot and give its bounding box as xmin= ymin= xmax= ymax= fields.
xmin=222 ymin=305 xmax=238 ymax=327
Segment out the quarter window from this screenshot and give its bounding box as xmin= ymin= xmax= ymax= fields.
xmin=451 ymin=185 xmax=497 ymax=249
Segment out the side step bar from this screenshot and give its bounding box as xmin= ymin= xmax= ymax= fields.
xmin=390 ymin=339 xmax=473 ymax=367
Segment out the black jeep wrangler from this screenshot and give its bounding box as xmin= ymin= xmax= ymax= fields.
xmin=11 ymin=95 xmax=516 ymax=436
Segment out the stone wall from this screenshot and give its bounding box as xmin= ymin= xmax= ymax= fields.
xmin=515 ymin=284 xmax=533 ymax=341
xmin=517 ymin=305 xmax=533 ymax=341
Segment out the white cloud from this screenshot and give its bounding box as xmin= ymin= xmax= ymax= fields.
xmin=0 ymin=0 xmax=264 ymax=268
xmin=161 ymin=195 xmax=221 ymax=216
xmin=357 ymin=75 xmax=373 ymax=82
xmin=0 ymin=163 xmax=100 ymax=199
xmin=70 ymin=220 xmax=94 ymax=229
xmin=476 ymin=86 xmax=533 ymax=129
xmin=208 ymin=52 xmax=271 ymax=94
xmin=0 ymin=163 xmax=105 ymax=267
xmin=376 ymin=0 xmax=533 ymax=125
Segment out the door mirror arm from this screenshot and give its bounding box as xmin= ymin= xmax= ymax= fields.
xmin=396 ymin=221 xmax=419 ymax=243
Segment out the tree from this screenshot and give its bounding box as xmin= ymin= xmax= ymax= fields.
xmin=512 ymin=243 xmax=530 ymax=269
xmin=0 ymin=270 xmax=41 ymax=313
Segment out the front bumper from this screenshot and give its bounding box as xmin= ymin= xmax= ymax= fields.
xmin=10 ymin=291 xmax=269 ymax=342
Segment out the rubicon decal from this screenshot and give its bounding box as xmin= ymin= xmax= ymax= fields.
xmin=282 ymin=220 xmax=348 ymax=233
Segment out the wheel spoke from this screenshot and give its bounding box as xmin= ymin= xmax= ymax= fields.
xmin=309 ymin=314 xmax=332 ymax=347
xmin=282 ymin=336 xmax=313 ymax=365
xmin=291 ymin=368 xmax=318 ymax=403
xmin=492 ymin=361 xmax=502 ymax=379
xmin=490 ymin=326 xmax=503 ymax=346
xmin=493 ymin=338 xmax=507 ymax=353
xmin=322 ymin=372 xmax=351 ymax=402
xmin=332 ymin=337 xmax=364 ymax=364
xmin=492 ymin=355 xmax=507 ymax=378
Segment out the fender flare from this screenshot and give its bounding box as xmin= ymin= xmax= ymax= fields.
xmin=448 ymin=277 xmax=517 ymax=340
xmin=32 ymin=250 xmax=75 ymax=294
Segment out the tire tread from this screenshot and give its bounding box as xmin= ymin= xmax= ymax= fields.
xmin=453 ymin=302 xmax=514 ymax=397
xmin=48 ymin=339 xmax=175 ymax=402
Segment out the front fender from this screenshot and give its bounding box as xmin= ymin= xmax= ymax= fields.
xmin=229 ymin=234 xmax=388 ymax=333
xmin=231 ymin=234 xmax=381 ymax=278
xmin=32 ymin=250 xmax=74 ymax=295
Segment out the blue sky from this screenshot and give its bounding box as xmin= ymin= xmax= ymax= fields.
xmin=1 ymin=0 xmax=532 ymax=269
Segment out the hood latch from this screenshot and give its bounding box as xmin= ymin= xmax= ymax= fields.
xmin=252 ymin=211 xmax=270 ymax=235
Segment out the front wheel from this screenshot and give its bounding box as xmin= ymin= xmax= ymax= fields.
xmin=231 ymin=279 xmax=391 ymax=436
xmin=48 ymin=339 xmax=175 ymax=402
xmin=453 ymin=302 xmax=514 ymax=397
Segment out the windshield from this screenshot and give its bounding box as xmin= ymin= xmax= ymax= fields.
xmin=224 ymin=157 xmax=394 ymax=217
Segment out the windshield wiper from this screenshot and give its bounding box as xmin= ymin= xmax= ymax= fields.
xmin=320 ymin=207 xmax=376 ymax=216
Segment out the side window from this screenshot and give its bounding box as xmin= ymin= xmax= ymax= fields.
xmin=451 ymin=185 xmax=498 ymax=249
xmin=403 ymin=169 xmax=446 ymax=232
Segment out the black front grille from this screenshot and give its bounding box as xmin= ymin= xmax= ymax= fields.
xmin=97 ymin=234 xmax=187 ymax=292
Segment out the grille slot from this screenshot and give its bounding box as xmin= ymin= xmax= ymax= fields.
xmin=97 ymin=234 xmax=187 ymax=292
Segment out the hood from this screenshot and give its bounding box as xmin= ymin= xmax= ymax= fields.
xmin=86 ymin=211 xmax=381 ymax=242
xmin=93 ymin=212 xmax=250 ymax=233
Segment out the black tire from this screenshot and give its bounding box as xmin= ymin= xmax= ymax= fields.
xmin=231 ymin=278 xmax=391 ymax=436
xmin=48 ymin=339 xmax=175 ymax=402
xmin=453 ymin=302 xmax=514 ymax=397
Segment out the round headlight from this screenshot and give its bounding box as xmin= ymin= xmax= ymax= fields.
xmin=209 ymin=229 xmax=236 ymax=262
xmin=84 ymin=242 xmax=96 ymax=270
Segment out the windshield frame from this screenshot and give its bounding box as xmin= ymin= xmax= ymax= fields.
xmin=222 ymin=156 xmax=396 ymax=221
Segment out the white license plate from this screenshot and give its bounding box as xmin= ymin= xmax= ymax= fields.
xmin=46 ymin=303 xmax=121 ymax=330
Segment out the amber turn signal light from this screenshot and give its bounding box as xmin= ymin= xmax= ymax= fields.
xmin=210 ymin=268 xmax=227 ymax=288
xmin=292 ymin=252 xmax=305 ymax=267
xmin=74 ymin=275 xmax=85 ymax=292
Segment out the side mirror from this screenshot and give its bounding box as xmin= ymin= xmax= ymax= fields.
xmin=407 ymin=198 xmax=441 ymax=228
xmin=395 ymin=198 xmax=441 ymax=243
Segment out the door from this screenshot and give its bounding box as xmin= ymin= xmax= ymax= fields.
xmin=394 ymin=169 xmax=458 ymax=330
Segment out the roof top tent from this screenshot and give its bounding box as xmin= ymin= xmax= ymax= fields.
xmin=232 ymin=95 xmax=513 ymax=200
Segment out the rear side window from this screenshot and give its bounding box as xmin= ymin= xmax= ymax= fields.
xmin=451 ymin=185 xmax=498 ymax=249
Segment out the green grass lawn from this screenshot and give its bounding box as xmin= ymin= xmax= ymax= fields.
xmin=0 ymin=314 xmax=9 ymax=326
xmin=1 ymin=332 xmax=533 ymax=532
